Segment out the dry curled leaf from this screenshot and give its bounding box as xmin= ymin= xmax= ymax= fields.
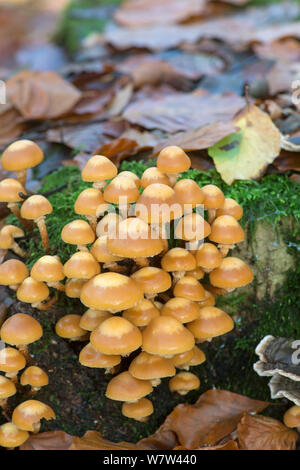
xmin=238 ymin=413 xmax=299 ymax=450
xmin=123 ymin=92 xmax=245 ymax=133
xmin=114 ymin=0 xmax=206 ymax=27
xmin=153 ymin=122 xmax=237 ymax=155
xmin=20 ymin=431 xmax=74 ymax=450
xmin=7 ymin=71 xmax=81 ymax=120
xmin=139 ymin=389 xmax=268 ymax=449
xmin=209 ymin=104 xmax=281 ymax=184
xmin=70 ymin=431 xmax=142 ymax=450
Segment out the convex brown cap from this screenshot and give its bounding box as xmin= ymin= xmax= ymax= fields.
xmin=63 ymin=251 xmax=100 ymax=279
xmin=209 ymin=257 xmax=253 ymax=288
xmin=1 ymin=313 xmax=42 ymax=346
xmin=209 ymin=215 xmax=244 ymax=245
xmin=20 ymin=195 xmax=52 ymax=220
xmin=0 ymin=259 xmax=28 ymax=285
xmin=129 ymin=352 xmax=175 ymax=381
xmin=216 ymin=198 xmax=243 ymax=220
xmin=80 ymin=272 xmax=144 ymax=312
xmin=81 ymin=155 xmax=117 ymax=183
xmin=157 ymin=146 xmax=191 ymax=174
xmin=12 ymin=400 xmax=55 ymax=432
xmin=187 ymin=306 xmax=234 ymax=340
xmin=0 ymin=423 xmax=29 ymax=448
xmin=31 ymin=256 xmax=64 ymax=282
xmin=136 ymin=184 xmax=181 ymax=224
xmin=0 ymin=179 xmax=26 ymax=202
xmin=79 ymin=343 xmax=121 ymax=369
xmin=161 ymin=248 xmax=196 ymax=273
xmin=61 ymin=220 xmax=95 ymax=246
xmin=131 ymin=267 xmax=171 ymax=296
xmin=90 ymin=316 xmax=142 ymax=356
xmin=1 ymin=140 xmax=43 ymax=172
xmin=106 ymin=371 xmax=153 ymax=402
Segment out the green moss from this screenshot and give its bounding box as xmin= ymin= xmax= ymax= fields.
xmin=55 ymin=0 xmax=123 ymax=55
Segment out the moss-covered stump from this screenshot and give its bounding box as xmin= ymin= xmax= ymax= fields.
xmin=2 ymin=163 xmax=300 ymax=442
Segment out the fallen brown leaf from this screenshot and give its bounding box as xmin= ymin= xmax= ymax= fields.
xmin=70 ymin=431 xmax=142 ymax=450
xmin=238 ymin=413 xmax=298 ymax=450
xmin=153 ymin=122 xmax=237 ymax=154
xmin=254 ymin=38 xmax=300 ymax=63
xmin=123 ymin=91 xmax=245 ymax=133
xmin=114 ymin=0 xmax=206 ymax=27
xmin=20 ymin=430 xmax=74 ymax=450
xmin=7 ymin=70 xmax=81 ymax=120
xmin=139 ymin=389 xmax=268 ymax=449
xmin=266 ymin=61 xmax=300 ymax=96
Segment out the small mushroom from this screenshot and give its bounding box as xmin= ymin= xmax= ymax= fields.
xmin=63 ymin=251 xmax=100 ymax=281
xmin=103 ymin=175 xmax=140 ymax=218
xmin=209 ymin=257 xmax=253 ymax=293
xmin=195 ymin=243 xmax=222 ymax=273
xmin=79 ymin=342 xmax=121 ymax=374
xmin=74 ymin=188 xmax=108 ymax=231
xmin=55 ymin=314 xmax=87 ymax=341
xmin=96 ymin=213 xmax=122 ymax=238
xmin=0 ymin=422 xmax=29 ymax=449
xmin=16 ymin=277 xmax=53 ymax=310
xmin=90 ymin=316 xmax=142 ymax=356
xmin=106 ymin=371 xmax=153 ymax=403
xmin=81 ymin=155 xmax=117 ymax=190
xmin=20 ymin=366 xmax=49 ymax=393
xmin=0 ymin=375 xmax=16 ymax=410
xmin=175 ymin=213 xmax=211 ymax=250
xmin=198 ymin=289 xmax=215 ymax=308
xmin=0 ymin=347 xmax=26 ymax=382
xmin=31 ymin=255 xmax=65 ymax=291
xmin=90 ymin=235 xmax=123 ymax=271
xmin=12 ymin=400 xmax=55 ymax=433
xmin=79 ymin=309 xmax=112 ymax=332
xmin=65 ymin=278 xmax=87 ymax=298
xmin=118 ymin=171 xmax=140 ymax=189
xmin=201 ymin=184 xmax=225 ymax=224
xmin=161 ymin=247 xmax=197 ymax=282
xmin=61 ymin=219 xmax=95 ymax=252
xmin=0 ymin=259 xmax=28 ymax=290
xmin=173 ymin=276 xmax=205 ymax=302
xmin=140 ymin=167 xmax=170 ymax=188
xmin=186 ymin=266 xmax=205 ymax=280
xmin=20 ymin=195 xmax=53 ymax=250
xmin=122 ymin=398 xmax=153 ymax=422
xmin=173 ymin=179 xmax=204 ymax=214
xmin=283 ymin=406 xmax=300 ymax=432
xmin=131 ymin=267 xmax=171 ymax=300
xmin=129 ymin=352 xmax=175 ymax=387
xmin=122 ymin=299 xmax=160 ymax=328
xmin=170 ymin=349 xmax=194 ymax=369
xmin=216 ymin=197 xmax=243 ymax=220
xmin=107 ymin=217 xmax=164 ymax=268
xmin=0 ymin=179 xmax=30 ymax=229
xmin=187 ymin=306 xmax=234 ymax=342
xmin=157 ymin=146 xmax=191 ymax=186
xmin=169 ymin=372 xmax=200 ymax=395
xmin=161 ymin=297 xmax=201 ymax=324
xmin=80 ymin=272 xmax=144 ymax=313
xmin=142 ymin=316 xmax=195 ymax=358
xmin=0 ymin=225 xmax=26 ymax=258
xmin=209 ymin=215 xmax=245 ymax=256
xmin=1 ymin=139 xmax=44 ymax=188
xmin=0 ymin=313 xmax=43 ymax=359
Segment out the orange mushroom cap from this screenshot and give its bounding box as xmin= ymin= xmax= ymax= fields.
xmin=187 ymin=306 xmax=234 ymax=339
xmin=106 ymin=371 xmax=153 ymax=402
xmin=157 ymin=146 xmax=191 ymax=174
xmin=12 ymin=400 xmax=55 ymax=432
xmin=1 ymin=140 xmax=43 ymax=172
xmin=209 ymin=257 xmax=253 ymax=288
xmin=1 ymin=313 xmax=42 ymax=346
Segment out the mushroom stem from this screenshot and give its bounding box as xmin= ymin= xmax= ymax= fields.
xmin=47 ymin=281 xmax=65 ymax=292
xmin=172 ymin=271 xmax=186 ymax=283
xmin=0 ymin=248 xmax=7 ymax=261
xmin=0 ymin=398 xmax=8 ymax=409
xmin=7 ymin=203 xmax=32 ymax=231
xmin=35 ymin=216 xmax=49 ymax=251
xmin=196 ymin=337 xmax=212 ymax=343
xmin=9 ymin=284 xmax=19 ymax=291
xmin=5 ymin=371 xmax=18 ymax=383
xmin=208 ymin=209 xmax=216 ymax=224
xmin=16 ymin=169 xmax=27 ymax=188
xmin=77 ymin=244 xmax=89 ymax=252
xmin=218 ymin=244 xmax=235 ymax=257
xmin=93 ymin=181 xmax=106 ymax=191
xmin=11 ymin=241 xmax=27 ymax=258
xmin=166 ymin=173 xmax=179 ymax=187
xmin=17 ymin=344 xmax=30 ymax=361
xmin=134 ymin=257 xmax=149 ymax=268
xmin=177 ymin=390 xmax=189 ymax=396
xmin=86 ymin=215 xmax=97 ymax=232
xmin=32 ymin=422 xmax=41 ymax=434
xmin=150 ymin=378 xmax=161 ymax=387
xmin=32 ymin=296 xmax=57 ymax=311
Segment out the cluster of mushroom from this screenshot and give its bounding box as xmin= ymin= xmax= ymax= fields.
xmin=52 ymin=145 xmax=252 ymax=422
xmin=0 ymin=313 xmax=55 ymax=449
xmin=0 ymin=139 xmax=253 ymax=424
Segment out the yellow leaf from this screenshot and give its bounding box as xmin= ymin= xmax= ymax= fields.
xmin=209 ymin=104 xmax=281 ymax=185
